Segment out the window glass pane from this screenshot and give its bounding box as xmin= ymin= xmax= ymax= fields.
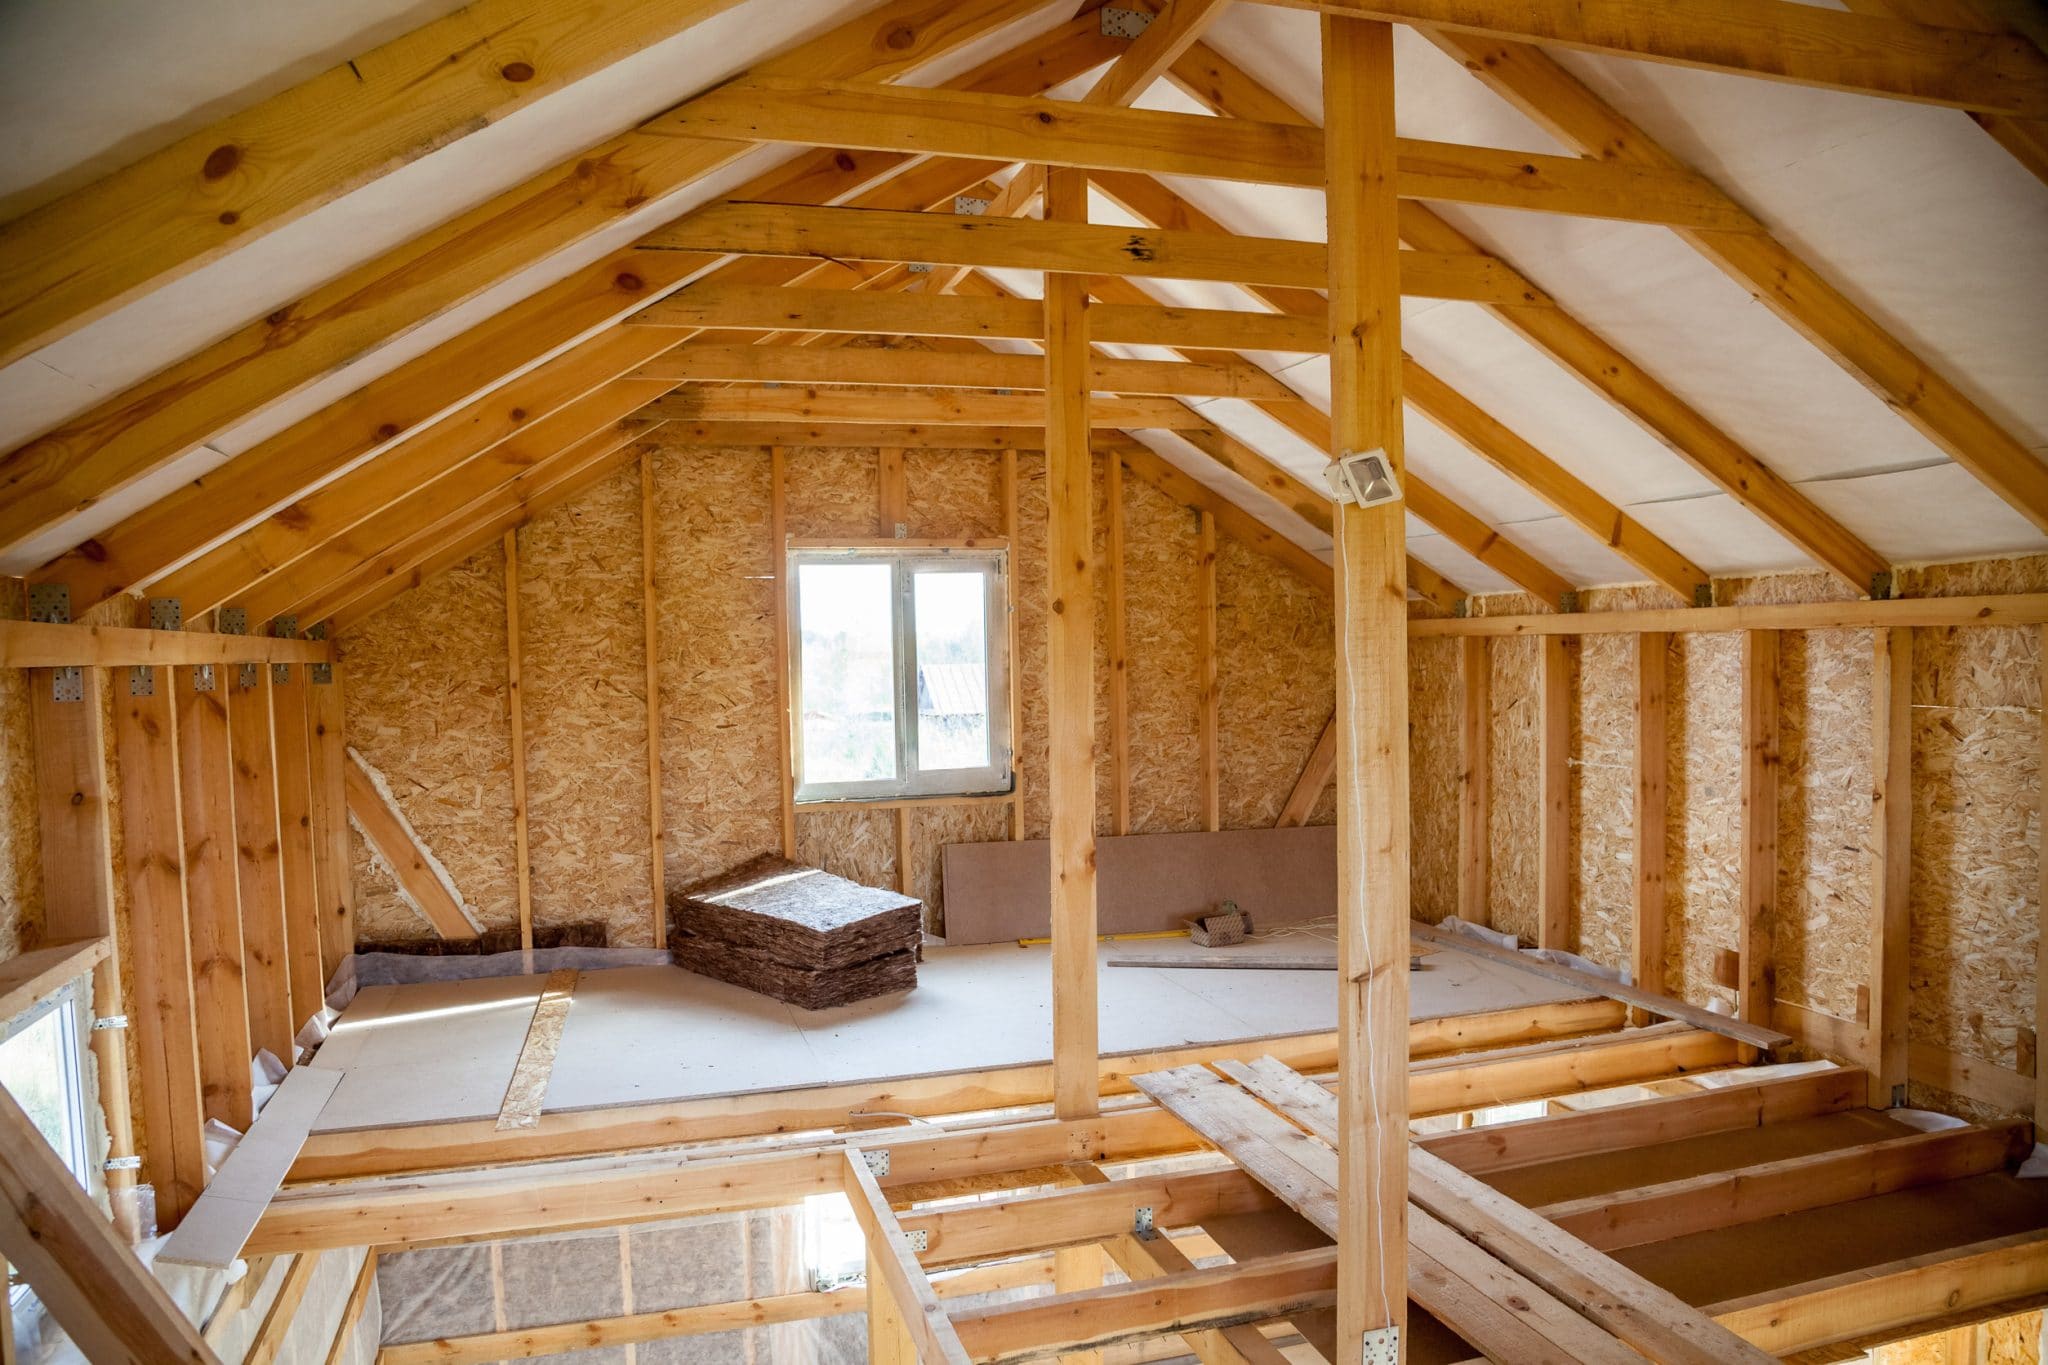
xmin=0 ymin=1010 xmax=78 ymax=1173
xmin=914 ymin=570 xmax=990 ymax=771
xmin=797 ymin=562 xmax=897 ymax=784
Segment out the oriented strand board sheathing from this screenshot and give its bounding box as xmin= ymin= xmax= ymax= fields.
xmin=0 ymin=579 xmax=38 ymax=960
xmin=783 ymin=446 xmax=881 ymax=540
xmin=339 ymin=543 xmax=517 ymax=942
xmin=1215 ymin=537 xmax=1336 ymax=831
xmin=1486 ymin=632 xmax=1544 ymax=945
xmin=907 ymin=801 xmax=1010 ymax=937
xmin=1014 ymin=453 xmax=1051 ymax=841
xmin=1408 ymin=636 xmax=1460 ymax=925
xmin=518 ymin=465 xmax=654 ymax=947
xmin=905 ymin=448 xmax=1004 ymax=541
xmin=1122 ymin=475 xmax=1203 ymax=835
xmin=1572 ymin=631 xmax=1635 ymax=976
xmin=794 ymin=805 xmax=896 ymax=893
xmin=1667 ymin=630 xmax=1742 ymax=1012
xmin=651 ymin=444 xmax=782 ymax=890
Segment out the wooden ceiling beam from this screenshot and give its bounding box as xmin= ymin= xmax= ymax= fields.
xmin=1164 ymin=39 xmax=1891 ymax=592
xmin=633 ymin=343 xmax=1298 ymax=401
xmin=1240 ymin=0 xmax=2048 ymax=115
xmin=665 ymin=77 xmax=1759 ymax=230
xmin=655 ymin=421 xmax=1055 ymax=450
xmin=0 ymin=0 xmax=1084 ymax=557
xmin=643 ymin=201 xmax=1540 ymax=303
xmin=1423 ymin=27 xmax=2048 ymax=538
xmin=626 ymin=283 xmax=1330 ymax=353
xmin=0 ymin=0 xmax=753 ymax=367
xmin=643 ymin=385 xmax=1218 ymax=429
xmin=28 ymin=17 xmax=1122 ymax=600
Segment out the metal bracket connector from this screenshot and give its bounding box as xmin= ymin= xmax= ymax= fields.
xmin=218 ymin=607 xmax=247 ymax=635
xmin=905 ymin=262 xmax=933 ymax=274
xmin=92 ymin=1015 xmax=128 ymax=1031
xmin=128 ymin=667 xmax=154 ymax=698
xmin=238 ymin=662 xmax=260 ymax=690
xmin=1132 ymin=1206 xmax=1156 ymax=1239
xmin=28 ymin=583 xmax=69 ymax=623
xmin=147 ymin=598 xmax=182 ymax=631
xmin=861 ymin=1149 xmax=891 ymax=1178
xmin=103 ymin=1155 xmax=143 ymax=1172
xmin=51 ymin=667 xmax=83 ymax=703
xmin=1360 ymin=1326 xmax=1400 ymax=1364
xmin=192 ymin=663 xmax=216 ymax=693
xmin=1100 ymin=5 xmax=1153 ymax=38
xmin=953 ymin=195 xmax=989 ymax=216
xmin=903 ymin=1228 xmax=929 ymax=1253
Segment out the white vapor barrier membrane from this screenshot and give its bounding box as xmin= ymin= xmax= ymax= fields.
xmin=348 ymin=946 xmax=671 ymax=989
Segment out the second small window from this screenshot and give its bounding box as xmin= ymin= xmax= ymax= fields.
xmin=790 ymin=546 xmax=1011 ymax=803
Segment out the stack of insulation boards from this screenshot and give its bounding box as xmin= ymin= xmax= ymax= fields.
xmin=668 ymin=854 xmax=922 ymax=1009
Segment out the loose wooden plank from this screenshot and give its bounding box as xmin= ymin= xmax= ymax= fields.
xmin=0 ymin=1083 xmax=216 ymax=1364
xmin=342 ymin=748 xmax=479 ymax=940
xmin=1410 ymin=920 xmax=1790 ymax=1049
xmin=159 ymin=1065 xmax=343 ymax=1271
xmin=495 ymin=969 xmax=579 ymax=1130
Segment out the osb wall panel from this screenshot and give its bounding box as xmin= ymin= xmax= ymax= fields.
xmin=1572 ymin=632 xmax=1634 ymax=975
xmin=0 ymin=580 xmax=38 ymax=961
xmin=784 ymin=446 xmax=880 ymax=540
xmin=340 ymin=543 xmax=518 ymax=941
xmin=1665 ymin=630 xmax=1741 ymax=1011
xmin=518 ymin=464 xmax=656 ymax=947
xmin=905 ymin=802 xmax=1012 ymax=934
xmin=1014 ymin=453 xmax=1050 ymax=841
xmin=1486 ymin=631 xmax=1545 ymax=944
xmin=1122 ymin=475 xmax=1202 ymax=835
xmin=1408 ymin=636 xmax=1460 ymax=925
xmin=906 ymin=448 xmax=1004 ymax=541
xmin=1216 ymin=537 xmax=1335 ymax=831
xmin=651 ymin=445 xmax=781 ymax=892
xmin=794 ymin=806 xmax=896 ymax=893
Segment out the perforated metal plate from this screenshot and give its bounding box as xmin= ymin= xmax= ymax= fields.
xmin=1100 ymin=5 xmax=1152 ymax=38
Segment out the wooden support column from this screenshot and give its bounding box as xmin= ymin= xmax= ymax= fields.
xmin=226 ymin=661 xmax=295 ymax=1064
xmin=1321 ymin=15 xmax=1409 ymax=1357
xmin=504 ymin=530 xmax=534 ymax=950
xmin=27 ymin=662 xmax=140 ymax=1237
xmin=1740 ymin=630 xmax=1781 ymax=1028
xmin=1871 ymin=626 xmax=1912 ymax=1110
xmin=1108 ymin=452 xmax=1131 ymax=836
xmin=114 ymin=628 xmax=207 ymax=1224
xmin=878 ymin=446 xmax=907 ymax=536
xmin=1634 ymin=632 xmax=1669 ymax=996
xmin=268 ymin=655 xmax=325 ymax=1032
xmin=1004 ymin=448 xmax=1025 ymax=842
xmin=174 ymin=656 xmax=254 ymax=1131
xmin=304 ymin=649 xmax=354 ymax=972
xmin=1044 ymin=164 xmax=1099 ymax=1124
xmin=1457 ymin=636 xmax=1489 ymax=925
xmin=769 ymin=446 xmax=799 ymax=859
xmin=641 ymin=452 xmax=667 ymax=943
xmin=1538 ymin=635 xmax=1571 ymax=949
xmin=1198 ymin=508 xmax=1220 ymax=833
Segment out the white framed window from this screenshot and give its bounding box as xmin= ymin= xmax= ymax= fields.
xmin=789 ymin=544 xmax=1012 ymax=803
xmin=1 ymin=984 xmax=94 ymax=1311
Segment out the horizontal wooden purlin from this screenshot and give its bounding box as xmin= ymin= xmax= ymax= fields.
xmin=286 ymin=1000 xmax=1619 ymax=1183
xmin=1248 ymin=0 xmax=2048 ymax=117
xmin=0 ymin=620 xmax=334 ymax=668
xmin=0 ymin=938 xmax=110 ymax=1025
xmin=641 ymin=202 xmax=1540 ymax=303
xmin=663 ymin=77 xmax=1757 ymax=229
xmin=950 ymin=1247 xmax=1337 ymax=1362
xmin=642 ymin=385 xmax=1215 ymax=428
xmin=1540 ymin=1119 xmax=2034 ymax=1252
xmin=627 ymin=283 xmax=1331 ymax=353
xmin=1417 ymin=1065 xmax=1865 ymax=1173
xmin=1412 ymin=593 xmax=2048 ymax=636
xmin=638 ymin=344 xmax=1293 ymax=400
xmin=659 ymin=421 xmax=1058 ymax=450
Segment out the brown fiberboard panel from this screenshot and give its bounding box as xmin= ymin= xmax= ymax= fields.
xmin=941 ymin=825 xmax=1336 ymax=945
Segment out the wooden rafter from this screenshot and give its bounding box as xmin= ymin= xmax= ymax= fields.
xmin=634 ymin=343 xmax=1298 ymax=400
xmin=1243 ymin=0 xmax=2048 ymax=115
xmin=1163 ymin=39 xmax=1891 ymax=592
xmin=0 ymin=0 xmax=750 ymax=366
xmin=0 ymin=0 xmax=1075 ymax=557
xmin=1423 ymin=27 xmax=2048 ymax=538
xmin=643 ymin=385 xmax=1213 ymax=429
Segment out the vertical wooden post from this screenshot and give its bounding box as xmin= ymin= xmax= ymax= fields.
xmin=1740 ymin=629 xmax=1781 ymax=1028
xmin=772 ymin=445 xmax=798 ymax=859
xmin=174 ymin=658 xmax=254 ymax=1131
xmin=1538 ymin=634 xmax=1571 ymax=949
xmin=1108 ymin=452 xmax=1131 ymax=836
xmin=504 ymin=529 xmax=534 ymax=950
xmin=1197 ymin=508 xmax=1220 ymax=834
xmin=866 ymin=1246 xmax=914 ymax=1365
xmin=1457 ymin=636 xmax=1490 ymax=925
xmin=878 ymin=446 xmax=907 ymax=536
xmin=226 ymin=663 xmax=294 ymax=1064
xmin=305 ymin=651 xmax=353 ymax=972
xmin=1871 ymin=626 xmax=1912 ymax=1109
xmin=1322 ymin=15 xmax=1409 ymax=1356
xmin=641 ymin=451 xmax=667 ymax=944
xmin=114 ymin=642 xmax=208 ymax=1224
xmin=1004 ymin=448 xmax=1025 ymax=842
xmin=27 ymin=663 xmax=139 ymax=1237
xmin=268 ymin=656 xmax=325 ymax=1032
xmin=1044 ymin=163 xmax=1099 ymax=1126
xmin=1634 ymin=632 xmax=1669 ymax=996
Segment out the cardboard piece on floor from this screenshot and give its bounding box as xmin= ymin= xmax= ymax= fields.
xmin=159 ymin=1066 xmax=341 ymax=1270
